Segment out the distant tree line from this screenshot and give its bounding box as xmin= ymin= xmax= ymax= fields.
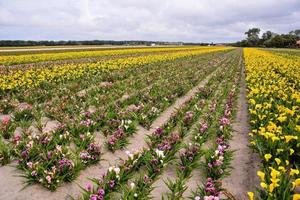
xmin=0 ymin=40 xmax=213 ymax=47
xmin=0 ymin=40 xmax=160 ymax=47
xmin=234 ymin=28 xmax=300 ymax=48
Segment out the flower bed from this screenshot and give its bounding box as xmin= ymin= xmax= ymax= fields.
xmin=244 ymin=48 xmax=300 ymax=200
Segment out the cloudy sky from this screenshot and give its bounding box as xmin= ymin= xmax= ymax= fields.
xmin=0 ymin=0 xmax=299 ymax=43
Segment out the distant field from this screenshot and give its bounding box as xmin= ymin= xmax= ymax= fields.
xmin=0 ymin=45 xmax=149 ymax=50
xmin=0 ymin=46 xmax=201 ymax=65
xmin=0 ymin=45 xmax=182 ymax=56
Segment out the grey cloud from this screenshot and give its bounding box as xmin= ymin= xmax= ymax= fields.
xmin=0 ymin=0 xmax=299 ymax=42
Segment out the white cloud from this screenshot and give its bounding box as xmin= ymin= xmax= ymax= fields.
xmin=0 ymin=0 xmax=299 ymax=42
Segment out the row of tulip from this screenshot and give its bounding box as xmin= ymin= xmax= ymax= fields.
xmin=1 ymin=50 xmax=233 ymax=149
xmin=0 ymin=49 xmax=226 ymax=116
xmin=0 ymin=49 xmax=235 ymax=190
xmin=244 ymin=48 xmax=300 ymax=200
xmin=105 ymin=51 xmax=236 ymax=151
xmin=0 ymin=46 xmax=203 ymax=66
xmin=192 ymin=70 xmax=239 ymax=200
xmin=77 ymin=49 xmax=242 ymax=199
xmin=0 ymin=47 xmax=232 ymax=91
xmin=122 ymin=67 xmax=233 ymax=199
xmin=163 ymin=52 xmax=240 ymax=200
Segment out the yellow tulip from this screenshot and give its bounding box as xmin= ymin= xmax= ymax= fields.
xmin=276 ymin=149 xmax=284 ymax=153
xmin=264 ymin=154 xmax=272 ymax=162
xmin=251 ymin=88 xmax=259 ymax=94
xmin=271 ymin=136 xmax=280 ymax=142
xmin=277 ymin=115 xmax=287 ymax=122
xmin=270 ymin=169 xmax=280 ymax=179
xmin=269 ymin=183 xmax=275 ymax=193
xmin=257 ymin=171 xmax=265 ymax=181
xmin=290 ymin=169 xmax=300 ymax=176
xmin=247 ymin=192 xmax=254 ymax=200
xmin=285 ymin=135 xmax=298 ymax=143
xmin=293 ymin=194 xmax=300 ymax=200
xmin=275 ymin=158 xmax=281 ymax=165
xmin=269 ymin=182 xmax=279 ymax=193
xmin=278 ymin=166 xmax=286 ymax=172
xmin=260 ymin=182 xmax=267 ymax=189
xmin=295 ymin=179 xmax=300 ymax=186
xmin=292 ymin=179 xmax=300 ymax=190
xmin=249 ymin=99 xmax=256 ymax=105
xmin=295 ymin=125 xmax=300 ymax=132
xmin=290 ymin=149 xmax=295 ymax=155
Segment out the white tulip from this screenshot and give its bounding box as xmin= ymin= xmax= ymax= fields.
xmin=130 ymin=182 xmax=135 ymax=189
xmin=114 ymin=167 xmax=120 ymax=174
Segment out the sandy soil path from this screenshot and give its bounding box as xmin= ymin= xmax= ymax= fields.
xmin=222 ymin=56 xmax=260 ymax=200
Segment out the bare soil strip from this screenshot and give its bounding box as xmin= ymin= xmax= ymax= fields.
xmin=222 ymin=56 xmax=260 ymax=200
xmin=0 ymin=59 xmax=220 ymax=200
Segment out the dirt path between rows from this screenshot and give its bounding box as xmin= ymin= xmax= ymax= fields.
xmin=222 ymin=57 xmax=260 ymax=200
xmin=0 ymin=59 xmax=221 ymax=200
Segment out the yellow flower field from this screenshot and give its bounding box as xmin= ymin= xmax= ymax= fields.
xmin=0 ymin=46 xmax=201 ymax=66
xmin=0 ymin=47 xmax=232 ymax=91
xmin=244 ymin=48 xmax=300 ymax=199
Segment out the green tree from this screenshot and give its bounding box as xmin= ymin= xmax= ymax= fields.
xmin=264 ymin=35 xmax=282 ymax=47
xmin=245 ymin=28 xmax=261 ymax=46
xmin=289 ymin=29 xmax=300 ymax=37
xmin=262 ymin=31 xmax=275 ymax=41
xmin=245 ymin=28 xmax=261 ymax=38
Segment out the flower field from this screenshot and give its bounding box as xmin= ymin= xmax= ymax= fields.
xmin=0 ymin=46 xmax=202 ymax=66
xmin=244 ymin=48 xmax=300 ymax=200
xmin=0 ymin=46 xmax=299 ymax=200
xmin=0 ymin=47 xmax=228 ymax=91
